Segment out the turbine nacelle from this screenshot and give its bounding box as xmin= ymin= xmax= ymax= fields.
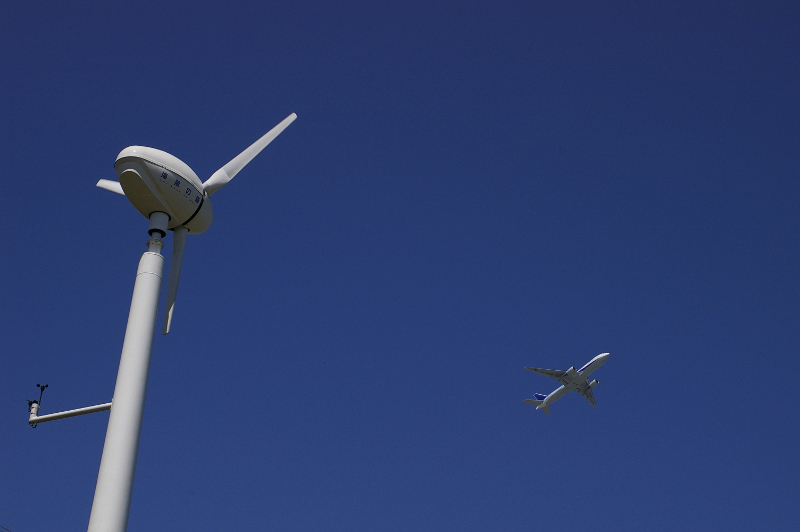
xmin=115 ymin=147 xmax=214 ymax=234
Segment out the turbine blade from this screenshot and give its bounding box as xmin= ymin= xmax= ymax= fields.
xmin=162 ymin=226 xmax=189 ymax=334
xmin=202 ymin=113 xmax=297 ymax=196
xmin=97 ymin=179 xmax=125 ymax=195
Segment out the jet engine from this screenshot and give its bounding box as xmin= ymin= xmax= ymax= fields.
xmin=589 ymin=379 xmax=599 ymax=388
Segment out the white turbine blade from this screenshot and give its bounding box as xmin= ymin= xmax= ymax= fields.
xmin=203 ymin=112 xmax=297 ymax=196
xmin=162 ymin=226 xmax=189 ymax=334
xmin=97 ymin=179 xmax=125 ymax=195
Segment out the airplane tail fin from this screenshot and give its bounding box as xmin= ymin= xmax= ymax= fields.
xmin=523 ymin=395 xmax=550 ymax=415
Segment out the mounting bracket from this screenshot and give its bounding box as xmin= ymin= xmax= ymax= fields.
xmin=27 ymin=384 xmax=111 ymax=428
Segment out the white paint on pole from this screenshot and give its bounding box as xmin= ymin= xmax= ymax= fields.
xmin=87 ymin=216 xmax=167 ymax=532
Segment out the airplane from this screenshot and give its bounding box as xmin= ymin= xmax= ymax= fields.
xmin=524 ymin=353 xmax=609 ymax=414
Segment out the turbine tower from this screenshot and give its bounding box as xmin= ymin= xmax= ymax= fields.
xmin=87 ymin=113 xmax=296 ymax=532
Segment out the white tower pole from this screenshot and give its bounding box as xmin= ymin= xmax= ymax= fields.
xmin=87 ymin=212 xmax=169 ymax=532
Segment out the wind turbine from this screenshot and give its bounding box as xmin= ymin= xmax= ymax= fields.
xmin=86 ymin=113 xmax=296 ymax=532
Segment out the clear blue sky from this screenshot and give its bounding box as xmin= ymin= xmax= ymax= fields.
xmin=2 ymin=2 xmax=798 ymax=530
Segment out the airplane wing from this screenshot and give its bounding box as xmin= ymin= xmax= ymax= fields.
xmin=525 ymin=367 xmax=566 ymax=381
xmin=579 ymin=386 xmax=596 ymax=406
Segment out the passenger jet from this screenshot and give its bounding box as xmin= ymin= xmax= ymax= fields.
xmin=524 ymin=353 xmax=609 ymax=414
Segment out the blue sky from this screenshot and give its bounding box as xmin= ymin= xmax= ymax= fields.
xmin=2 ymin=1 xmax=798 ymax=530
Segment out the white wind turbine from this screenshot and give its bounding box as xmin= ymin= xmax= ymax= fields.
xmin=86 ymin=112 xmax=297 ymax=532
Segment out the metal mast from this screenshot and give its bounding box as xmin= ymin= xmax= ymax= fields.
xmin=86 ymin=212 xmax=168 ymax=532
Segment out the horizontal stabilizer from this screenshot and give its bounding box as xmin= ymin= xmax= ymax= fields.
xmin=522 ymin=393 xmax=550 ymax=414
xmin=525 ymin=397 xmax=551 ymax=414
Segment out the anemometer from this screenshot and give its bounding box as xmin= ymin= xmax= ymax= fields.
xmin=26 ymin=383 xmax=47 ymax=428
